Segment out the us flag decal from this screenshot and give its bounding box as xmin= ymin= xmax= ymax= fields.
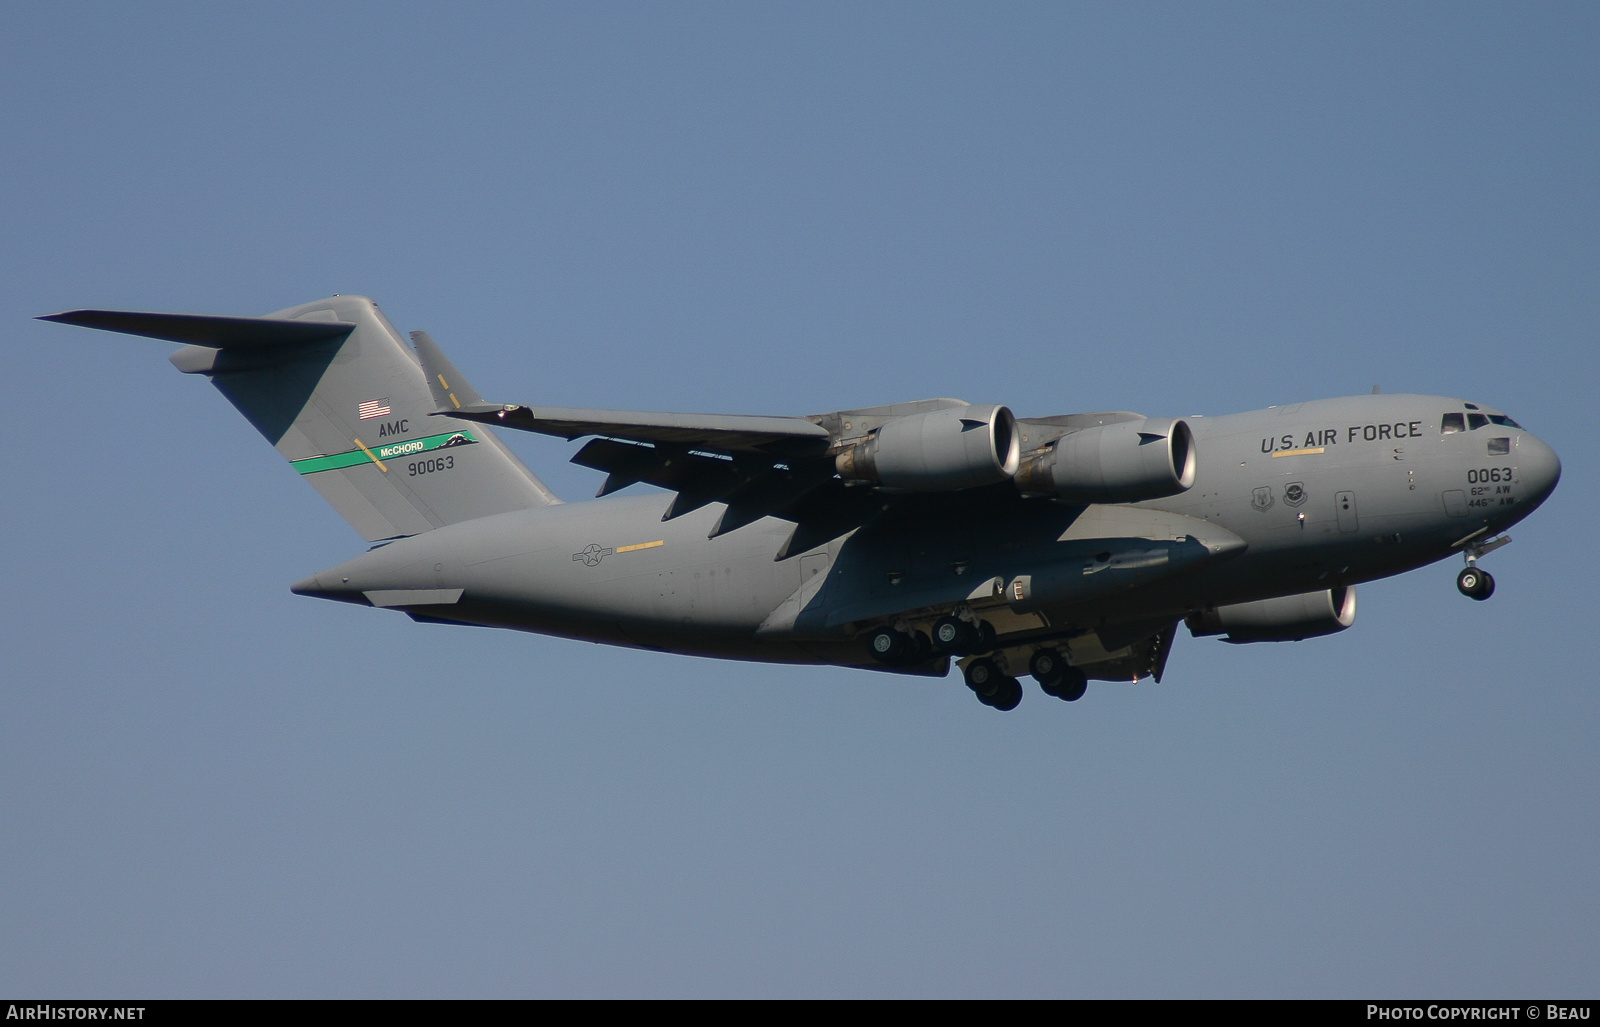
xmin=358 ymin=399 xmax=392 ymax=420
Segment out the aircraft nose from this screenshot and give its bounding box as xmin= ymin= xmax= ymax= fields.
xmin=1519 ymin=433 xmax=1561 ymax=507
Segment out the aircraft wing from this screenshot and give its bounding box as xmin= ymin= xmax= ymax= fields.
xmin=446 ymin=403 xmax=831 ymax=452
xmin=409 ymin=329 xmax=830 ymax=453
xmin=410 ymin=330 xmax=844 ymax=537
xmin=459 ymin=405 xmax=836 ymax=538
xmin=406 ymin=330 xmax=1155 ymax=553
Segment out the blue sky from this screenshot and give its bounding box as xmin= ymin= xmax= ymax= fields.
xmin=3 ymin=2 xmax=1596 ymax=997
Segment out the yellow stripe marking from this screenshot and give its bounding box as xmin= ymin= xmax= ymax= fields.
xmin=354 ymin=438 xmax=389 ymax=472
xmin=1271 ymin=447 xmax=1325 ymax=458
xmin=449 ymin=392 xmax=461 ymax=409
xmin=437 ymin=373 xmax=450 ymax=389
xmin=616 ymin=540 xmax=665 ymax=553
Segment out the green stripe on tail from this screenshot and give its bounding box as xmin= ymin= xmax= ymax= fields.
xmin=292 ymin=429 xmax=480 ymax=475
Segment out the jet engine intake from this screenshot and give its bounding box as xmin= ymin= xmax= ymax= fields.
xmin=1014 ymin=417 xmax=1196 ymax=504
xmin=1186 ymin=585 xmax=1357 ymax=643
xmin=835 ymin=404 xmax=1020 ymax=491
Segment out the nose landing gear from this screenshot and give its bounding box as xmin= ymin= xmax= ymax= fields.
xmin=1452 ymin=528 xmax=1511 ymax=601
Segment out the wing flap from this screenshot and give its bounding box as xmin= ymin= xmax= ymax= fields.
xmin=709 ymin=460 xmax=840 ymax=538
xmin=1070 ymin=619 xmax=1180 ymax=682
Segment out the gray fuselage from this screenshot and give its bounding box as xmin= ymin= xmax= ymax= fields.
xmin=294 ymin=392 xmax=1560 ymax=673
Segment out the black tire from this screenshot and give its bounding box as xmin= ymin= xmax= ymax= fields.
xmin=1056 ymin=667 xmax=1088 ymax=702
xmin=1457 ymin=567 xmax=1495 ymax=600
xmin=975 ymin=620 xmax=998 ymax=653
xmin=988 ymin=676 xmax=1023 ymax=711
xmin=1029 ymin=647 xmax=1066 ymax=688
xmin=934 ymin=615 xmax=979 ymax=655
xmin=963 ymin=657 xmax=1003 ymax=696
xmin=868 ymin=627 xmax=910 ymax=664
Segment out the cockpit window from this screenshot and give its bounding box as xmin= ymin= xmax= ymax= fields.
xmin=1488 ymin=414 xmax=1522 ymax=429
xmin=1465 ymin=403 xmax=1480 ymax=410
xmin=1441 ymin=412 xmax=1465 ymax=434
xmin=1468 ymin=413 xmax=1489 ymax=430
xmin=1488 ymin=437 xmax=1510 ymax=455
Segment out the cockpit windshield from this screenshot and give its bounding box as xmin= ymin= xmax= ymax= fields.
xmin=1443 ymin=410 xmax=1522 ymax=433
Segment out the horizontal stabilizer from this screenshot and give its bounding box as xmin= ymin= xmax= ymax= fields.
xmin=37 ymin=309 xmax=354 ymax=349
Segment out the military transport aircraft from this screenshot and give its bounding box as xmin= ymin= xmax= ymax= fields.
xmin=41 ymin=295 xmax=1561 ymax=710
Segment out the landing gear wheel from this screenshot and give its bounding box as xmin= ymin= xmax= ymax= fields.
xmin=934 ymin=615 xmax=980 ymax=655
xmin=1457 ymin=567 xmax=1495 ymax=601
xmin=1055 ymin=667 xmax=1089 ymax=702
xmin=1029 ymin=648 xmax=1067 ymax=692
xmin=975 ymin=620 xmax=998 ymax=654
xmin=987 ymin=676 xmax=1023 ymax=711
xmin=963 ymin=656 xmax=1001 ymax=694
xmin=867 ymin=627 xmax=912 ymax=664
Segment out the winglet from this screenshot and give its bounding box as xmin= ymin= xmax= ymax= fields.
xmin=410 ymin=330 xmax=487 ymax=413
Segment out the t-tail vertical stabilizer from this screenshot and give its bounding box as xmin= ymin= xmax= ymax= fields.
xmin=39 ymin=295 xmax=560 ymax=541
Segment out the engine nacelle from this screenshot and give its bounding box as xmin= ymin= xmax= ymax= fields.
xmin=1186 ymin=586 xmax=1357 ymax=643
xmin=835 ymin=404 xmax=1020 ymax=491
xmin=1013 ymin=417 xmax=1196 ymax=504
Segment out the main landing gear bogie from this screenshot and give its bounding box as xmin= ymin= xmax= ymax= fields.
xmin=867 ymin=626 xmax=932 ymax=665
xmin=963 ymin=657 xmax=1022 ymax=711
xmin=1030 ymin=647 xmax=1088 ymax=702
xmin=932 ymin=615 xmax=997 ymax=657
xmin=868 ymin=612 xmax=1001 ymax=673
